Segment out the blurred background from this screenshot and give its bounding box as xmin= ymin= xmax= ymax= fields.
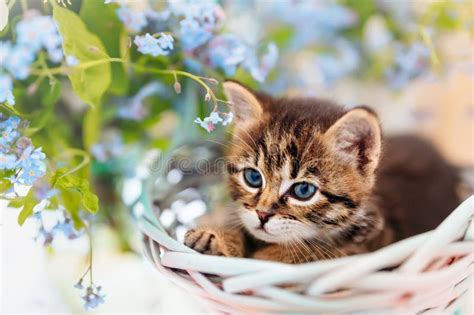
xmin=1 ymin=0 xmax=473 ymax=313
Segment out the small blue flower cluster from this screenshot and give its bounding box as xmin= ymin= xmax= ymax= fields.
xmin=272 ymin=2 xmax=357 ymax=49
xmin=16 ymin=14 xmax=64 ymax=63
xmin=109 ymin=0 xmax=278 ymax=83
xmin=74 ymin=282 xmax=105 ymax=311
xmin=194 ymin=111 xmax=233 ymax=133
xmin=66 ymin=54 xmax=79 ymax=67
xmin=0 ymin=115 xmax=46 ymax=186
xmin=134 ymin=33 xmax=174 ymax=57
xmin=116 ymin=5 xmax=147 ymax=33
xmin=169 ymin=1 xmax=223 ymax=51
xmin=0 ymin=12 xmax=65 ymax=106
xmin=32 ymin=208 xmax=83 ymax=246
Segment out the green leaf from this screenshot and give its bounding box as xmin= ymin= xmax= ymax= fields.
xmin=82 ymin=191 xmax=99 ymax=213
xmin=17 ymin=189 xmax=38 ymax=226
xmin=58 ymin=187 xmax=84 ymax=229
xmin=57 ymin=174 xmax=99 ymax=214
xmin=0 ymin=177 xmax=13 ymax=195
xmin=42 ymin=80 xmax=62 ymax=107
xmin=80 ymin=1 xmax=129 ymax=95
xmin=53 ymin=6 xmax=111 ymax=107
xmin=83 ymin=107 xmax=100 ymax=151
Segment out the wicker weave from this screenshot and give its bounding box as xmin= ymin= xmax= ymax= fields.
xmin=138 ymin=191 xmax=474 ymax=314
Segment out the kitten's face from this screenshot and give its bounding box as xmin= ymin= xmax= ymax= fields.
xmin=224 ymin=81 xmax=382 ymax=245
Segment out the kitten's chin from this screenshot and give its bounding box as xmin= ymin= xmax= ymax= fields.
xmin=239 ymin=211 xmax=319 ymax=244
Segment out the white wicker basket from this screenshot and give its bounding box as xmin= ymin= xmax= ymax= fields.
xmin=134 ymin=182 xmax=473 ymax=315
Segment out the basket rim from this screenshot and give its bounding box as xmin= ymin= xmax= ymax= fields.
xmin=138 ymin=194 xmax=474 ymax=266
xmin=137 ymin=190 xmax=474 ymax=313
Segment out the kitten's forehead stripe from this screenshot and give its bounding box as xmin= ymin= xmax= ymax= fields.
xmin=320 ymin=190 xmax=358 ymax=209
xmin=288 ymin=141 xmax=298 ymax=157
xmin=291 ymin=159 xmax=300 ymax=179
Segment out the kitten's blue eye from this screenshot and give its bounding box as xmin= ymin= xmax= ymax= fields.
xmin=291 ymin=182 xmax=317 ymax=200
xmin=243 ymin=168 xmax=263 ymax=188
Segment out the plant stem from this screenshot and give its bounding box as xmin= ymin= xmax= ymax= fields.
xmin=0 ymin=103 xmax=22 ymax=116
xmin=88 ymin=228 xmax=93 ymax=285
xmin=30 ymin=58 xmax=220 ymax=108
xmin=78 ymin=265 xmax=91 ymax=281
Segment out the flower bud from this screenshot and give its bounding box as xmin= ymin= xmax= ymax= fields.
xmin=174 ymin=82 xmax=181 ymax=94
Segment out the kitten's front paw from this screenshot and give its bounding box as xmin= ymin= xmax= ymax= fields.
xmin=184 ymin=229 xmax=228 ymax=256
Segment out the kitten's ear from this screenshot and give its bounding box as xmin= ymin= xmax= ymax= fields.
xmin=324 ymin=107 xmax=382 ymax=176
xmin=223 ymin=81 xmax=263 ymax=125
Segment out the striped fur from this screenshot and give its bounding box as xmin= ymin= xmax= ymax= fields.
xmin=184 ymin=81 xmax=461 ymax=264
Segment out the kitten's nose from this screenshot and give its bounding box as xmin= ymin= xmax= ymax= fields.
xmin=256 ymin=210 xmax=275 ymax=226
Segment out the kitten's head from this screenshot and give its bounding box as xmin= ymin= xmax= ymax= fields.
xmin=224 ymin=81 xmax=383 ymax=244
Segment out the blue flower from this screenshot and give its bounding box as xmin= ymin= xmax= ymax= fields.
xmin=194 ymin=112 xmax=222 ymax=133
xmin=17 ymin=146 xmax=46 ymax=169
xmin=0 ymin=73 xmax=15 ymax=105
xmin=116 ymin=6 xmax=147 ymax=33
xmin=66 ymin=55 xmax=79 ymax=67
xmin=0 ymin=126 xmax=19 ymax=146
xmin=179 ymin=18 xmax=213 ymax=51
xmin=207 ymin=112 xmax=222 ymax=124
xmin=271 ymin=2 xmax=357 ymax=48
xmin=18 ymin=162 xmax=46 ymax=185
xmin=33 ymin=180 xmax=58 ymax=200
xmin=48 ymin=48 xmax=64 ymax=63
xmin=0 ymin=115 xmax=21 ymax=130
xmin=158 ymin=33 xmax=174 ymax=50
xmin=81 ymin=285 xmax=106 ymax=311
xmin=34 ymin=227 xmax=54 ymax=246
xmin=0 ymin=115 xmax=46 ymax=187
xmin=167 ymin=1 xmax=224 ymax=51
xmin=243 ymin=43 xmax=278 ymax=82
xmin=55 ymin=220 xmax=82 ymax=239
xmin=74 ymin=280 xmax=84 ymax=290
xmin=16 ymin=17 xmax=44 ymax=52
xmin=4 ymin=44 xmax=35 ymax=80
xmin=134 ymin=33 xmax=174 ymax=57
xmin=0 ymin=152 xmax=17 ymax=169
xmin=16 ymin=15 xmax=63 ymax=63
xmin=207 ymin=35 xmax=247 ymax=76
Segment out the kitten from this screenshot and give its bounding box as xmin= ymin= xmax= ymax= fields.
xmin=184 ymin=81 xmax=461 ymax=263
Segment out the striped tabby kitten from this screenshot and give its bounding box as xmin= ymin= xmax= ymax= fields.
xmin=184 ymin=81 xmax=461 ymax=263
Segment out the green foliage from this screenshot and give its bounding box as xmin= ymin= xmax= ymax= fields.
xmin=340 ymin=0 xmax=378 ymax=40
xmin=56 ymin=174 xmax=99 ymax=214
xmin=25 ymin=81 xmax=62 ymax=137
xmin=53 ymin=5 xmax=111 ymax=107
xmin=80 ymin=1 xmax=129 ymax=95
xmin=17 ymin=189 xmax=38 ymax=225
xmin=83 ymin=107 xmax=100 ymax=152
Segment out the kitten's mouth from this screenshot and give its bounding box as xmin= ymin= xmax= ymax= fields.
xmin=253 ymin=226 xmax=273 ymax=235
